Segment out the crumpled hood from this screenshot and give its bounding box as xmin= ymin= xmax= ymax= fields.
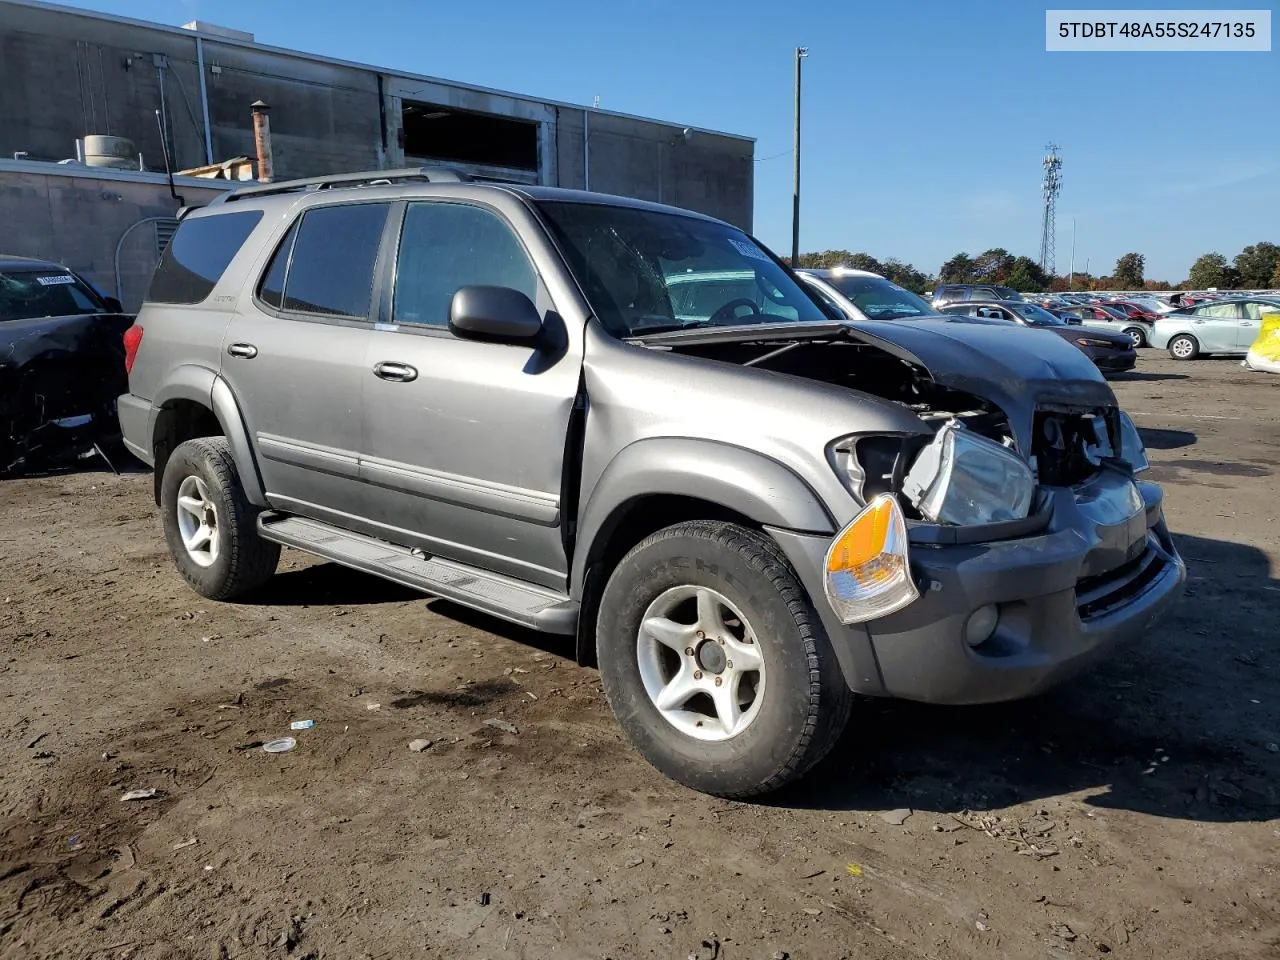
xmin=845 ymin=317 xmax=1117 ymax=452
xmin=1 ymin=313 xmax=132 ymax=370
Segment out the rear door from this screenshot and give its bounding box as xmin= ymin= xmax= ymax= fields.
xmin=1236 ymin=301 xmax=1271 ymax=349
xmin=357 ymin=199 xmax=581 ymax=589
xmin=220 ymin=201 xmax=391 ymax=522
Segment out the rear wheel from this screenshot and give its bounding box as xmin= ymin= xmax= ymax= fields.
xmin=596 ymin=521 xmax=852 ymax=798
xmin=1123 ymin=326 xmax=1147 ymax=348
xmin=160 ymin=437 xmax=280 ymax=600
xmin=1168 ymin=334 xmax=1200 ymax=361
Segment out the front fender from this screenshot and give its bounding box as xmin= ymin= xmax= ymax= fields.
xmin=570 ymin=437 xmax=835 ymax=598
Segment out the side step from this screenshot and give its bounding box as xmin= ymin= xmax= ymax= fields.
xmin=257 ymin=513 xmax=578 ymax=635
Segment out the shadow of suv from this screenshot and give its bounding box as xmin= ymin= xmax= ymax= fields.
xmin=117 ymin=168 xmax=1184 ymax=798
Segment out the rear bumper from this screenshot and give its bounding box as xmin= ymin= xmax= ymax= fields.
xmin=117 ymin=393 xmax=155 ymax=465
xmin=769 ymin=474 xmax=1185 ymax=705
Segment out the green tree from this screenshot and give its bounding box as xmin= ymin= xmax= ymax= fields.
xmin=1271 ymin=258 xmax=1280 ymax=288
xmin=1234 ymin=242 xmax=1280 ymax=289
xmin=972 ymin=248 xmax=1015 ymax=284
xmin=1112 ymin=252 xmax=1145 ymax=290
xmin=1005 ymin=255 xmax=1050 ymax=292
xmin=938 ymin=253 xmax=975 ymax=283
xmin=880 ymin=258 xmax=930 ymax=294
xmin=1187 ymin=252 xmax=1229 ymax=290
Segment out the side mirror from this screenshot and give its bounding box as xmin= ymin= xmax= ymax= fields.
xmin=104 ymin=296 xmax=124 ymax=313
xmin=449 ymin=286 xmax=542 ymax=343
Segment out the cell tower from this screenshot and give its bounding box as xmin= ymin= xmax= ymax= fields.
xmin=1039 ymin=144 xmax=1063 ymax=274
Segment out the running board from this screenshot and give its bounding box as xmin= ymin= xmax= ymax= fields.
xmin=257 ymin=513 xmax=578 ymax=635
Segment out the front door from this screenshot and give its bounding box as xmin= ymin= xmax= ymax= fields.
xmin=358 ymin=200 xmax=580 ymax=590
xmin=221 ymin=201 xmax=390 ymax=522
xmin=1189 ymin=301 xmax=1242 ymax=352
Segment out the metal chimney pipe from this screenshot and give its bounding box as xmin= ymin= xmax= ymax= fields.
xmin=251 ymin=100 xmax=273 ymax=182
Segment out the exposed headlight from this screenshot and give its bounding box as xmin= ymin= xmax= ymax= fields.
xmin=824 ymin=494 xmax=919 ymax=624
xmin=1116 ymin=411 xmax=1149 ymax=473
xmin=902 ymin=422 xmax=1035 ymax=525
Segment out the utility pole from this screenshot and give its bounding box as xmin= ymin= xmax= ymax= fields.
xmin=1068 ymin=218 xmax=1076 ymax=287
xmin=791 ymin=46 xmax=808 ymax=267
xmin=1039 ymin=145 xmax=1063 ymax=274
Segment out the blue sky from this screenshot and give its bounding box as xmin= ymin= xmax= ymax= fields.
xmin=58 ymin=0 xmax=1278 ymax=281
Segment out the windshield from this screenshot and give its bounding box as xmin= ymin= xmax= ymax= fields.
xmin=1009 ymin=302 xmax=1067 ymax=326
xmin=826 ymin=274 xmax=933 ymax=320
xmin=535 ymin=202 xmax=828 ymax=336
xmin=0 ymin=269 xmax=106 ymax=322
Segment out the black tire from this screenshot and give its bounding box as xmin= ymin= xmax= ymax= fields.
xmin=596 ymin=521 xmax=852 ymax=798
xmin=160 ymin=437 xmax=280 ymax=600
xmin=1123 ymin=326 xmax=1147 ymax=348
xmin=1168 ymin=334 xmax=1200 ymax=361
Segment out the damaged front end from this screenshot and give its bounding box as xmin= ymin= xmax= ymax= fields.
xmin=1 ymin=313 xmax=133 ymax=475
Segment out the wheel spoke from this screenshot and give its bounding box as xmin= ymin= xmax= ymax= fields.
xmin=695 ymin=588 xmax=727 ymax=637
xmin=654 ymin=662 xmax=700 ymax=712
xmin=185 ymin=524 xmax=213 ymax=552
xmin=722 ymin=634 xmax=763 ymax=672
xmin=711 ymin=674 xmax=744 ymax=736
xmin=177 ymin=495 xmax=204 ymax=517
xmin=193 ymin=477 xmax=211 ymax=503
xmin=642 ymin=616 xmax=696 ymax=652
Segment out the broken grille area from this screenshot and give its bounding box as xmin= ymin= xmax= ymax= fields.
xmin=1075 ymin=538 xmax=1170 ymax=621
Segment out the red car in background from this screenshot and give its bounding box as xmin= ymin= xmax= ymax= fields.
xmin=1102 ymin=300 xmax=1162 ymax=323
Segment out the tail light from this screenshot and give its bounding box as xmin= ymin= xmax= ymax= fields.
xmin=123 ymin=325 xmax=144 ymax=374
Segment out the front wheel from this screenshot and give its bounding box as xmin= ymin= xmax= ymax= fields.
xmin=1168 ymin=334 xmax=1200 ymax=361
xmin=596 ymin=521 xmax=852 ymax=798
xmin=160 ymin=437 xmax=280 ymax=600
xmin=1123 ymin=326 xmax=1147 ymax=348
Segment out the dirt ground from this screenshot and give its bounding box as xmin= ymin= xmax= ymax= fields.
xmin=2 ymin=354 xmax=1278 ymax=960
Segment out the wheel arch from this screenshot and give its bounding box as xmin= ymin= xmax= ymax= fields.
xmin=569 ymin=438 xmax=835 ymax=665
xmin=150 ymin=368 xmax=266 ymax=506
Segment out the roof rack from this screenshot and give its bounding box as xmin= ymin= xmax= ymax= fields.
xmin=212 ymin=165 xmax=470 ymax=204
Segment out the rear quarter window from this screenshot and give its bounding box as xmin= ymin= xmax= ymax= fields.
xmin=146 ymin=210 xmax=264 ymax=305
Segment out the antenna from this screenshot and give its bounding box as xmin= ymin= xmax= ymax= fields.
xmin=155 ymin=108 xmax=184 ymax=207
xmin=1039 ymin=144 xmax=1063 ymax=275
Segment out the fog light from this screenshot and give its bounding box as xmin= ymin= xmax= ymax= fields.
xmin=964 ymin=604 xmax=999 ymax=647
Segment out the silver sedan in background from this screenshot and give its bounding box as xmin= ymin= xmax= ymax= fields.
xmin=1148 ymin=297 xmax=1280 ymax=360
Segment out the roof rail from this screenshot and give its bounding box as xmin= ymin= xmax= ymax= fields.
xmin=211 ymin=165 xmax=470 ymax=204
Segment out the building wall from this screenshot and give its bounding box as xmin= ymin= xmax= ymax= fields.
xmin=0 ymin=1 xmax=754 ymax=229
xmin=0 ymin=162 xmax=231 ymax=310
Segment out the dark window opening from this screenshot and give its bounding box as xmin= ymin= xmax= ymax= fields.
xmin=400 ymin=101 xmax=538 ymax=171
xmin=147 ymin=211 xmax=263 ymax=304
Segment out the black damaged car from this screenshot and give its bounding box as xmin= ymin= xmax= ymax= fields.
xmin=0 ymin=255 xmax=134 ymax=474
xmin=938 ymin=299 xmax=1137 ymax=374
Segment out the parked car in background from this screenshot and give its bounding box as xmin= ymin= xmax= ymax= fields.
xmin=1149 ymin=296 xmax=1280 ymax=360
xmin=1059 ymin=303 xmax=1154 ymax=348
xmin=0 ymin=255 xmax=132 ymax=473
xmin=931 ymin=284 xmax=1025 ymax=308
xmin=938 ymin=300 xmax=1136 ymax=373
xmin=1101 ymin=300 xmax=1162 ymax=327
xmin=796 ymin=268 xmax=935 ymax=320
xmin=117 ymin=168 xmax=1183 ymax=797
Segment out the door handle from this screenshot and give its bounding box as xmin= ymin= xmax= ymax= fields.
xmin=227 ymin=342 xmax=258 ymax=359
xmin=373 ymin=361 xmax=418 ymax=383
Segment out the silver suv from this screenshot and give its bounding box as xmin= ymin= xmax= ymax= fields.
xmin=118 ymin=168 xmax=1185 ymax=797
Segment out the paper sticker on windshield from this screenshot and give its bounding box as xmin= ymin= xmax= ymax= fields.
xmin=727 ymin=238 xmax=769 ymax=262
xmin=35 ymin=275 xmax=76 ymax=286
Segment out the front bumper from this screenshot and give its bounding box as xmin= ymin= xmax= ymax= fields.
xmin=769 ymin=472 xmax=1185 ymax=705
xmin=1093 ymin=350 xmax=1137 ymax=372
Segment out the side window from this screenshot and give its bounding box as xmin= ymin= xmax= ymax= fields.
xmin=281 ymin=203 xmax=389 ymax=318
xmin=1197 ymin=302 xmax=1241 ymax=319
xmin=146 ymin=210 xmax=263 ymax=304
xmin=392 ymin=202 xmax=536 ymax=328
xmin=1242 ymin=301 xmax=1273 ymax=320
xmin=257 ymin=220 xmax=299 ymax=310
